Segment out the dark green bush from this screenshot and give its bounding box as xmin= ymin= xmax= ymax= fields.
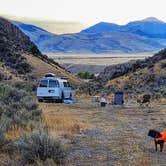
xmin=77 ymin=71 xmax=95 ymax=79
xmin=161 ymin=62 xmax=166 ymax=68
xmin=30 ymin=45 xmax=41 ymax=56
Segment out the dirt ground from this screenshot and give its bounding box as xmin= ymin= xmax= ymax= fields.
xmin=40 ymin=97 xmax=166 ymax=166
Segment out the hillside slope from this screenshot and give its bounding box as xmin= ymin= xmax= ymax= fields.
xmin=81 ymin=49 xmax=166 ymax=99
xmin=0 ymin=17 xmax=81 ymax=84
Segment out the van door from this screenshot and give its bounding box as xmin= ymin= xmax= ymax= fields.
xmin=37 ymin=79 xmax=49 ymax=97
xmin=62 ymin=81 xmax=71 ymax=98
xmin=47 ymin=80 xmax=61 ymax=97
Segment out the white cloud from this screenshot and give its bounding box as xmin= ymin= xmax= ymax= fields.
xmin=0 ymin=0 xmax=166 ymax=24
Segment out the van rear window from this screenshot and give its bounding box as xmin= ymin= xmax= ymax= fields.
xmin=39 ymin=80 xmax=48 ymax=87
xmin=49 ymin=80 xmax=58 ymax=87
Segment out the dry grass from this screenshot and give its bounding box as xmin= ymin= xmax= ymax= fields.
xmin=24 ymin=54 xmax=82 ymax=85
xmin=1 ymin=96 xmax=166 ymax=165
xmin=41 ymin=108 xmax=80 ymax=132
xmin=5 ymin=126 xmax=33 ymax=140
xmin=40 ymin=103 xmax=92 ymax=138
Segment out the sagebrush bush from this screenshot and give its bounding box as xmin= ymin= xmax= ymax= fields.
xmin=16 ymin=130 xmax=66 ymax=165
xmin=77 ymin=71 xmax=95 ymax=79
xmin=0 ymin=46 xmax=31 ymax=74
xmin=0 ymin=71 xmax=5 ymax=81
xmin=0 ymin=83 xmax=41 ymax=129
xmin=160 ymin=62 xmax=166 ymax=68
xmin=0 ymin=126 xmax=7 ymax=149
xmin=12 ymin=81 xmax=37 ymax=93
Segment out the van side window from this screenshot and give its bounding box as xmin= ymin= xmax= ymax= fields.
xmin=63 ymin=82 xmax=68 ymax=87
xmin=63 ymin=82 xmax=71 ymax=87
xmin=39 ymin=80 xmax=48 ymax=87
xmin=49 ymin=80 xmax=58 ymax=87
xmin=67 ymin=82 xmax=71 ymax=87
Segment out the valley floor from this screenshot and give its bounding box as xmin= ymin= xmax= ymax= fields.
xmin=47 ymin=53 xmax=153 ymax=74
xmin=40 ymin=97 xmax=166 ymax=166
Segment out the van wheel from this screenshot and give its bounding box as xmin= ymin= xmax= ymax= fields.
xmin=38 ymin=99 xmax=43 ymax=102
xmin=59 ymin=93 xmax=64 ymax=103
xmin=70 ymin=93 xmax=72 ymax=99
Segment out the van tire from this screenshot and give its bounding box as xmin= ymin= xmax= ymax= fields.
xmin=59 ymin=92 xmax=64 ymax=103
xmin=38 ymin=99 xmax=43 ymax=102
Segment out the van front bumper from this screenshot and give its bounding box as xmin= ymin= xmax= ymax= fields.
xmin=37 ymin=96 xmax=61 ymax=100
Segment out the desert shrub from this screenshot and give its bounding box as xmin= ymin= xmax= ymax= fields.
xmin=0 ymin=125 xmax=7 ymax=150
xmin=0 ymin=47 xmax=31 ymax=74
xmin=161 ymin=62 xmax=166 ymax=68
xmin=15 ymin=59 xmax=31 ymax=74
xmin=12 ymin=81 xmax=37 ymax=93
xmin=30 ymin=45 xmax=41 ymax=56
xmin=0 ymin=84 xmax=41 ymax=129
xmin=77 ymin=71 xmax=95 ymax=79
xmin=16 ymin=130 xmax=66 ymax=165
xmin=0 ymin=71 xmax=5 ymax=81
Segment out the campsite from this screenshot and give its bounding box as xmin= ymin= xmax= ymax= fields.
xmin=0 ymin=8 xmax=166 ymax=165
xmin=40 ymin=96 xmax=166 ymax=165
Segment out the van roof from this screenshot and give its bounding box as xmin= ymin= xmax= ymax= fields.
xmin=41 ymin=77 xmax=68 ymax=82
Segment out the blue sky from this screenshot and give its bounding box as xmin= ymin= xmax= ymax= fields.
xmin=0 ymin=0 xmax=166 ymax=24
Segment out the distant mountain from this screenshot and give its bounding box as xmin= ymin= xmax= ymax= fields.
xmin=13 ymin=17 xmax=166 ymax=53
xmin=121 ymin=17 xmax=166 ymax=38
xmin=81 ymin=22 xmax=120 ymax=33
xmin=13 ymin=21 xmax=55 ymax=44
xmin=82 ymin=17 xmax=166 ymax=38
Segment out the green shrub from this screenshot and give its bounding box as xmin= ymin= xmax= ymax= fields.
xmin=30 ymin=45 xmax=41 ymax=56
xmin=77 ymin=71 xmax=95 ymax=79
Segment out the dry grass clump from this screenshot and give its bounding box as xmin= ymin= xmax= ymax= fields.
xmin=41 ymin=105 xmax=84 ymax=133
xmin=5 ymin=126 xmax=33 ymax=140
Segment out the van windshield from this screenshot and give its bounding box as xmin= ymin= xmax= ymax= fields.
xmin=49 ymin=80 xmax=58 ymax=87
xmin=39 ymin=80 xmax=48 ymax=87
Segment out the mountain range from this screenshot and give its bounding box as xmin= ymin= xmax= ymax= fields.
xmin=13 ymin=17 xmax=166 ymax=53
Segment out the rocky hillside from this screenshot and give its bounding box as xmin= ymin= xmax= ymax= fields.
xmin=0 ymin=17 xmax=81 ymax=84
xmin=81 ymin=49 xmax=166 ymax=99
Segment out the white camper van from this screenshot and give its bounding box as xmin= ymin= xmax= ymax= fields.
xmin=37 ymin=73 xmax=73 ymax=102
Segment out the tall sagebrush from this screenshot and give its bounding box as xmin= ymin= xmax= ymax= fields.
xmin=15 ymin=130 xmax=66 ymax=165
